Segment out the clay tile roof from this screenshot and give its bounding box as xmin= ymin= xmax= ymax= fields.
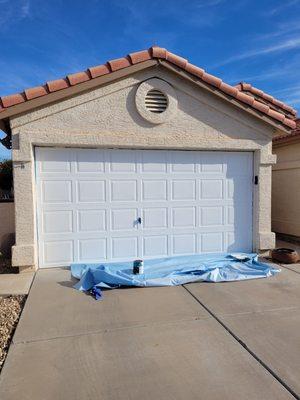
xmin=236 ymin=82 xmax=297 ymax=119
xmin=0 ymin=46 xmax=296 ymax=130
xmin=273 ymin=118 xmax=300 ymax=143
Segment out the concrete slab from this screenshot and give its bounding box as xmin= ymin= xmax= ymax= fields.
xmin=185 ymin=267 xmax=300 ymax=316
xmin=0 ymin=319 xmax=293 ymax=400
xmin=0 ymin=272 xmax=34 ymax=295
xmin=282 ymin=263 xmax=300 ymax=275
xmin=220 ymin=308 xmax=300 ymax=397
xmin=14 ymin=268 xmax=209 ymax=343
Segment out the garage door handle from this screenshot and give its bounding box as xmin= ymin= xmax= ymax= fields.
xmin=137 ymin=217 xmax=142 ymax=224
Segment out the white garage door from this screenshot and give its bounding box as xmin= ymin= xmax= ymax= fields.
xmin=35 ymin=148 xmax=253 ymax=268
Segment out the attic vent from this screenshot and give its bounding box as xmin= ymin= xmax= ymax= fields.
xmin=145 ymin=89 xmax=168 ymax=113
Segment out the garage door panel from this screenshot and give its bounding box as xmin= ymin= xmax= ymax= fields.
xmin=173 ymin=234 xmax=196 ymax=254
xmin=42 ymin=180 xmax=72 ymax=204
xmin=111 ymin=208 xmax=138 ymax=231
xmin=37 ymin=148 xmax=73 ymax=173
xmin=172 ymin=207 xmax=196 ymax=228
xmin=171 ymin=152 xmax=196 ymax=172
xmin=112 ymin=237 xmax=138 ymax=259
xmin=76 ymin=149 xmax=105 ymax=172
xmin=227 ymin=204 xmax=252 ymax=226
xmin=143 ymin=235 xmax=168 ymax=257
xmin=225 ymin=152 xmax=252 ymax=176
xmin=109 ymin=150 xmax=137 ymax=173
xmin=43 ymin=210 xmax=73 ymax=234
xmin=43 ymin=240 xmax=74 ymax=265
xmin=200 ymin=179 xmax=224 ymax=200
xmin=77 ymin=210 xmax=106 ymax=232
xmin=77 ymin=180 xmax=106 ymax=203
xmin=226 ymin=231 xmax=252 ymax=253
xmin=201 ymin=232 xmax=224 ymax=253
xmin=142 ymin=208 xmax=168 ymax=229
xmin=36 ymin=148 xmax=253 ymax=267
xmin=141 ymin=151 xmax=168 ymax=173
xmin=171 ymin=180 xmax=196 ymax=200
xmin=200 ymin=206 xmax=223 ymax=226
xmin=200 ymin=161 xmax=224 ymax=173
xmin=197 ymin=151 xmax=224 ymax=172
xmin=111 ymin=180 xmax=137 ymax=202
xmin=226 ymin=177 xmax=252 ymax=203
xmin=142 ymin=180 xmax=167 ymax=201
xmin=78 ymin=238 xmax=107 ymax=261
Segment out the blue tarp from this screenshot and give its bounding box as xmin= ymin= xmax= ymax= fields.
xmin=71 ymin=253 xmax=280 ymax=295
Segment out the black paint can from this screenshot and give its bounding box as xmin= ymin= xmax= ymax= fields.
xmin=133 ymin=259 xmax=144 ymax=274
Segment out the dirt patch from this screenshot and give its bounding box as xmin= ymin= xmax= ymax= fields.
xmin=0 ymin=257 xmax=18 ymax=274
xmin=0 ymin=295 xmax=26 ymax=372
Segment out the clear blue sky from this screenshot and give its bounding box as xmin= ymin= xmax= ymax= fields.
xmin=1 ymin=0 xmax=300 ymax=159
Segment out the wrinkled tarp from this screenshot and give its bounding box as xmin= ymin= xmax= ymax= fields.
xmin=71 ymin=253 xmax=279 ymax=293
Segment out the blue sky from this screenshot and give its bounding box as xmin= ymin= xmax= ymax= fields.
xmin=1 ymin=0 xmax=300 ymax=159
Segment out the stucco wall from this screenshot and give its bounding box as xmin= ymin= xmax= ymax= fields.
xmin=10 ymin=65 xmax=276 ymax=269
xmin=272 ymin=141 xmax=300 ymax=237
xmin=0 ymin=202 xmax=15 ymax=256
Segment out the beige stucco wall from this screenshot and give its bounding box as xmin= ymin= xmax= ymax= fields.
xmin=10 ymin=65 xmax=276 ymax=269
xmin=0 ymin=202 xmax=15 ymax=256
xmin=272 ymin=141 xmax=300 ymax=237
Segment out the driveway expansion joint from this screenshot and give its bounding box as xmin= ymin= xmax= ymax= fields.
xmin=280 ymin=264 xmax=300 ymax=275
xmin=182 ymin=284 xmax=300 ymax=400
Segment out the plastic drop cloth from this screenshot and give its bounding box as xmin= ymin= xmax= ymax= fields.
xmin=71 ymin=253 xmax=279 ymax=293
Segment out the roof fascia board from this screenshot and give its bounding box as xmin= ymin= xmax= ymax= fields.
xmin=0 ymin=119 xmax=7 ymax=132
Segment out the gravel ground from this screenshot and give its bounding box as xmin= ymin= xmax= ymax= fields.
xmin=0 ymin=295 xmax=26 ymax=372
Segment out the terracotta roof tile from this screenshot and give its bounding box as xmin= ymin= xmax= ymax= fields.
xmin=129 ymin=50 xmax=151 ymax=64
xmin=0 ymin=46 xmax=296 ymax=130
xmin=24 ymin=86 xmax=48 ymax=100
xmin=67 ymin=71 xmax=90 ymax=86
xmin=151 ymin=46 xmax=167 ymax=58
xmin=46 ymin=78 xmax=69 ymax=93
xmin=219 ymin=82 xmax=238 ymax=97
xmin=236 ymin=91 xmax=255 ymax=106
xmin=108 ymin=57 xmax=131 ymax=72
xmin=236 ymin=82 xmax=297 ymax=118
xmin=202 ymin=72 xmax=222 ymax=88
xmin=253 ymin=101 xmax=270 ymax=114
xmin=273 ymin=119 xmax=300 ymax=142
xmin=165 ymin=51 xmax=188 ymax=69
xmin=184 ymin=63 xmax=204 ymax=78
xmin=267 ymin=108 xmax=285 ymax=122
xmin=88 ymin=63 xmax=111 ymax=78
xmin=1 ymin=93 xmax=25 ymax=108
xmin=282 ymin=118 xmax=296 ymax=129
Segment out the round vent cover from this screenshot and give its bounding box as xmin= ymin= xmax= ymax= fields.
xmin=145 ymin=89 xmax=168 ymax=113
xmin=135 ymin=78 xmax=177 ymax=124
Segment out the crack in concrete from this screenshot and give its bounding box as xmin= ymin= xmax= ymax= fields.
xmin=12 ymin=314 xmax=212 ymax=346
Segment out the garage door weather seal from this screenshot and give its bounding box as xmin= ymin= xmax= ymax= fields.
xmin=71 ymin=253 xmax=279 ymax=297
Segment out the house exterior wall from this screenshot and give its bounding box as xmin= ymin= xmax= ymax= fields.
xmin=272 ymin=141 xmax=300 ymax=237
xmin=10 ymin=66 xmax=276 ymax=270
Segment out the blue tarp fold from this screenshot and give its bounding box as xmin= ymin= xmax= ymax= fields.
xmin=71 ymin=253 xmax=279 ymax=294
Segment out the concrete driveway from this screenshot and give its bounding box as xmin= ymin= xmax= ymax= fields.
xmin=0 ymin=265 xmax=300 ymax=400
